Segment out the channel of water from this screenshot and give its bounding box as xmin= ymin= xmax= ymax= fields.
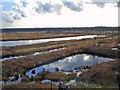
xmin=0 ymin=35 xmax=98 ymax=46
xmin=0 ymin=48 xmax=65 ymax=61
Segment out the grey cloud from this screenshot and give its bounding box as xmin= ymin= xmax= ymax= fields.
xmin=12 ymin=2 xmax=28 ymax=17
xmin=13 ymin=8 xmax=25 ymax=18
xmin=63 ymin=1 xmax=82 ymax=12
xmin=35 ymin=2 xmax=53 ymax=13
xmin=1 ymin=11 xmax=15 ymax=23
xmin=53 ymin=4 xmax=63 ymax=15
xmin=92 ymin=2 xmax=105 ymax=8
xmin=90 ymin=0 xmax=106 ymax=8
xmin=1 ymin=2 xmax=23 ymax=24
xmin=42 ymin=3 xmax=53 ymax=13
xmin=35 ymin=2 xmax=63 ymax=14
xmin=90 ymin=0 xmax=120 ymax=8
xmin=90 ymin=0 xmax=119 ymax=3
xmin=22 ymin=1 xmax=28 ymax=7
xmin=1 ymin=0 xmax=119 ymax=24
xmin=20 ymin=10 xmax=27 ymax=17
xmin=13 ymin=14 xmax=21 ymax=20
xmin=112 ymin=2 xmax=120 ymax=7
xmin=118 ymin=1 xmax=120 ymax=7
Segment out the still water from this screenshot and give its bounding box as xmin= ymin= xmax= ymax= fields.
xmin=26 ymin=54 xmax=112 ymax=77
xmin=0 ymin=48 xmax=64 ymax=61
xmin=0 ymin=35 xmax=97 ymax=46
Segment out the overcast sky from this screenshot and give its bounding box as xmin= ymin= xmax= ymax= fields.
xmin=0 ymin=0 xmax=120 ymax=28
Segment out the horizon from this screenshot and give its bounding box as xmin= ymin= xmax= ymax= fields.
xmin=1 ymin=26 xmax=119 ymax=29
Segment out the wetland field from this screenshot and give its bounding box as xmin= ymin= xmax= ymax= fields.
xmin=0 ymin=27 xmax=120 ymax=90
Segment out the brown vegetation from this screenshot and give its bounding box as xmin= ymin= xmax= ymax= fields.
xmin=78 ymin=59 xmax=120 ymax=88
xmin=1 ymin=32 xmax=81 ymax=41
xmin=1 ymin=35 xmax=120 ymax=89
xmin=45 ymin=72 xmax=69 ymax=81
xmin=2 ymin=83 xmax=58 ymax=90
xmin=1 ymin=35 xmax=119 ymax=58
xmin=2 ymin=36 xmax=120 ymax=80
xmin=1 ymin=40 xmax=81 ymax=58
xmin=2 ymin=39 xmax=96 ymax=78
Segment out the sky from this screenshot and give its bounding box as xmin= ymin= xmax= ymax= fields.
xmin=0 ymin=0 xmax=120 ymax=28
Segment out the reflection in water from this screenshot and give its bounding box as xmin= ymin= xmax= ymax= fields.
xmin=0 ymin=35 xmax=97 ymax=46
xmin=0 ymin=55 xmax=24 ymax=61
xmin=26 ymin=54 xmax=112 ymax=77
xmin=83 ymin=54 xmax=90 ymax=61
xmin=0 ymin=48 xmax=65 ymax=61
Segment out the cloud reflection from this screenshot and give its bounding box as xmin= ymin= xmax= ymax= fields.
xmin=26 ymin=54 xmax=113 ymax=77
xmin=83 ymin=54 xmax=90 ymax=61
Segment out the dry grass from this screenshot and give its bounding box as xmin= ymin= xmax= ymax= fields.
xmin=1 ymin=39 xmax=93 ymax=58
xmin=79 ymin=59 xmax=120 ymax=88
xmin=45 ymin=72 xmax=69 ymax=81
xmin=1 ymin=36 xmax=119 ymax=82
xmin=2 ymin=39 xmax=94 ymax=79
xmin=1 ymin=36 xmax=120 ymax=89
xmin=2 ymin=82 xmax=58 ymax=89
xmin=1 ymin=32 xmax=81 ymax=41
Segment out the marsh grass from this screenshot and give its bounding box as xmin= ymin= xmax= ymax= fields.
xmin=1 ymin=32 xmax=81 ymax=41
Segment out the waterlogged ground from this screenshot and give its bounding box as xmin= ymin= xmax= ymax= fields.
xmin=1 ymin=34 xmax=119 ymax=89
xmin=2 ymin=54 xmax=113 ymax=86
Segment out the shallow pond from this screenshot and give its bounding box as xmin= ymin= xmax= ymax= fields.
xmin=0 ymin=35 xmax=97 ymax=46
xmin=26 ymin=54 xmax=113 ymax=77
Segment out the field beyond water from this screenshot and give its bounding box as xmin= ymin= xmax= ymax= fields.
xmin=1 ymin=27 xmax=120 ymax=90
